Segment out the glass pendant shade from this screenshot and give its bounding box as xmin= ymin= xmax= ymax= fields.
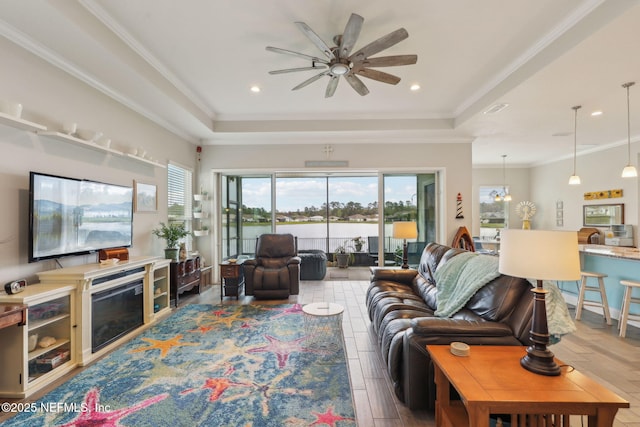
xmin=494 ymin=154 xmax=512 ymax=202
xmin=622 ymin=82 xmax=636 ymax=178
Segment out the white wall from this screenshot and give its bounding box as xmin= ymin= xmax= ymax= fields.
xmin=473 ymin=144 xmax=639 ymax=242
xmin=530 ymin=145 xmax=638 ymax=238
xmin=198 ymin=142 xmax=473 ymax=264
xmin=0 ymin=37 xmax=196 ymax=285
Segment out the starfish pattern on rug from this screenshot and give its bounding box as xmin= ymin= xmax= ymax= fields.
xmin=247 ymin=334 xmax=315 ymax=368
xmin=188 ymin=325 xmax=215 ymax=334
xmin=248 ymin=370 xmax=314 ymax=416
xmin=264 ymin=303 xmax=304 ymax=318
xmin=195 ymin=309 xmax=254 ymax=328
xmin=310 ymin=406 xmax=355 ymax=426
xmin=180 ymin=377 xmax=253 ymax=402
xmin=57 ymin=388 xmax=168 ymax=427
xmin=129 ymin=334 xmax=199 ymax=358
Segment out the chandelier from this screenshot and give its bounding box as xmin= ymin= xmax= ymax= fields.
xmin=494 ymin=154 xmax=512 ymax=201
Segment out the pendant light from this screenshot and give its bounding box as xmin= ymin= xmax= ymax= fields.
xmin=568 ymin=105 xmax=582 ymax=185
xmin=494 ymin=154 xmax=512 ymax=201
xmin=621 ymin=81 xmax=637 ymax=178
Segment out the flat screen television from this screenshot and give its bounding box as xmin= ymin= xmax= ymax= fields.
xmin=29 ymin=172 xmax=133 ymax=262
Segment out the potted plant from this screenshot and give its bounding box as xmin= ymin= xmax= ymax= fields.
xmin=152 ymin=222 xmax=189 ymax=261
xmin=334 ymin=241 xmax=355 ymax=268
xmin=352 ymin=236 xmax=364 ymax=252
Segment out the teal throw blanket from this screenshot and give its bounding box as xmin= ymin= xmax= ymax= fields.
xmin=434 ymin=252 xmax=500 ymax=318
xmin=433 ymin=251 xmax=576 ymax=342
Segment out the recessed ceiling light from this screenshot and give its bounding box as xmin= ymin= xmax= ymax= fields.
xmin=250 ymin=85 xmax=261 ymax=93
xmin=483 ymin=103 xmax=509 ymax=114
xmin=591 ymin=110 xmax=603 ymax=116
xmin=410 ymin=84 xmax=421 ymax=91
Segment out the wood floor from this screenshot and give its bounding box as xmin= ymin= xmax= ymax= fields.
xmin=2 ymin=267 xmax=639 ymax=426
xmin=204 ymin=267 xmax=640 ymax=426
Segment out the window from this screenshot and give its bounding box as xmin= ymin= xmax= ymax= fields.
xmin=479 ymin=186 xmax=508 ymax=239
xmin=167 ymin=163 xmax=193 ymax=250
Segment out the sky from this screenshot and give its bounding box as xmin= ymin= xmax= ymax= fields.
xmin=241 ymin=176 xmax=418 ymax=212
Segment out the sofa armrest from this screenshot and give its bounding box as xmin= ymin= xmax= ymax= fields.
xmin=371 ymin=268 xmax=417 ymax=285
xmin=287 ymin=256 xmax=301 ymax=265
xmin=410 ymin=317 xmax=517 ymax=339
xmin=243 ymin=258 xmax=258 ymax=266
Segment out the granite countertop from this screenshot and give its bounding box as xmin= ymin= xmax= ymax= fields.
xmin=579 ymin=244 xmax=640 ymax=260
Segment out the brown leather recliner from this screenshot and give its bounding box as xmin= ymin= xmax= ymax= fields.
xmin=243 ymin=233 xmax=301 ymax=299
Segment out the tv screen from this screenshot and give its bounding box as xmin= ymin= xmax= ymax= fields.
xmin=29 ymin=172 xmax=133 ymax=262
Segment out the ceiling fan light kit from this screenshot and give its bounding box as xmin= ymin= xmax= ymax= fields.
xmin=266 ymin=13 xmax=417 ymax=97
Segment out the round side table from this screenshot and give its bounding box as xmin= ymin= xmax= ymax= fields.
xmin=302 ymin=302 xmax=344 ymax=351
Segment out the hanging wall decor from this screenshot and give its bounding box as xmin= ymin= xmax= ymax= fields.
xmin=583 ymin=189 xmax=623 ymax=200
xmin=455 ymin=193 xmax=464 ymax=219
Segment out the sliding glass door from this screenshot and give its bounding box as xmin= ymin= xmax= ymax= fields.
xmin=219 ymin=171 xmax=438 ymax=267
xmin=382 ymin=174 xmax=437 ymax=267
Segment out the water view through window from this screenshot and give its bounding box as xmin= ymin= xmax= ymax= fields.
xmin=224 ymin=173 xmax=436 ymax=266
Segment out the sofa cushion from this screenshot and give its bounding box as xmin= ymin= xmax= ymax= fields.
xmin=465 ymin=275 xmax=531 ymax=322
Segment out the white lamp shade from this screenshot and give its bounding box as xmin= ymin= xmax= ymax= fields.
xmin=498 ymin=229 xmax=580 ymax=281
xmin=392 ymin=221 xmax=418 ymax=239
xmin=568 ymin=174 xmax=581 ymax=185
xmin=622 ymin=165 xmax=638 ymax=178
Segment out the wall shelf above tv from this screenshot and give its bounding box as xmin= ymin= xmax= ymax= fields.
xmin=0 ymin=112 xmax=166 ymax=168
xmin=0 ymin=111 xmax=47 ymax=132
xmin=37 ymin=131 xmax=166 ymax=168
xmin=38 ymin=131 xmax=124 ymax=155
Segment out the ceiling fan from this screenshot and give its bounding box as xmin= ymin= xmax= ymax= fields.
xmin=266 ymin=13 xmax=417 ymax=97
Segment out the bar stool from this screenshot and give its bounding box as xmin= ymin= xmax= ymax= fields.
xmin=575 ymin=271 xmax=612 ymax=325
xmin=618 ymin=280 xmax=640 ymax=338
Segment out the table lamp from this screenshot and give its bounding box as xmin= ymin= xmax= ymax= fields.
xmin=393 ymin=221 xmax=418 ymax=269
xmin=498 ymin=229 xmax=580 ymax=375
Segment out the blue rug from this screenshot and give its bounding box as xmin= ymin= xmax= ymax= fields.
xmin=1 ymin=304 xmax=355 ymax=426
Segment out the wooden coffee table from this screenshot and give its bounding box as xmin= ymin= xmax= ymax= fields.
xmin=427 ymin=345 xmax=629 ymax=427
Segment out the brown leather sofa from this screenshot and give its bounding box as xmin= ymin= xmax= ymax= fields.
xmin=366 ymin=242 xmax=534 ymax=410
xmin=243 ymin=233 xmax=301 ymax=299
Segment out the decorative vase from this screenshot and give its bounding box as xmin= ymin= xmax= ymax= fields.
xmin=336 ymin=253 xmax=349 ymax=268
xmin=355 ymin=242 xmax=363 ymax=252
xmin=164 ymin=248 xmax=179 ymax=261
xmin=179 ymin=243 xmax=187 ymax=260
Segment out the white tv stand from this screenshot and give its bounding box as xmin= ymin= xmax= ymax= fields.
xmin=0 ymin=256 xmax=171 ymax=398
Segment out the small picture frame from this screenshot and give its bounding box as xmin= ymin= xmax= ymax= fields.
xmin=134 ymin=181 xmax=157 ymax=213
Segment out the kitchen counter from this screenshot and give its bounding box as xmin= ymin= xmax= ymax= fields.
xmin=559 ymin=245 xmax=640 ymax=327
xmin=579 ymin=244 xmax=640 ymax=261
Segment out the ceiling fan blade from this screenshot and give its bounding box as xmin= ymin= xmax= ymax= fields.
xmin=295 ymin=21 xmax=336 ymax=60
xmin=269 ymin=65 xmax=328 ymax=75
xmin=349 ymin=28 xmax=409 ymax=60
xmin=266 ymin=46 xmax=329 ymax=64
xmin=325 ymin=75 xmax=340 ymax=98
xmin=355 ymin=68 xmax=401 ymax=85
xmin=339 ymin=13 xmax=364 ymax=58
xmin=292 ymin=70 xmax=330 ymax=91
xmin=354 ymin=54 xmax=417 ymax=68
xmin=344 ymin=73 xmax=370 ymax=96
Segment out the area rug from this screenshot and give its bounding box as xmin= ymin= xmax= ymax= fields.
xmin=1 ymin=304 xmax=355 ymax=427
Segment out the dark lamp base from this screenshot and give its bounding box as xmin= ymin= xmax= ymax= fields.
xmin=401 ymin=241 xmax=409 ymax=269
xmin=521 ymin=279 xmax=561 ymax=376
xmin=520 ymin=346 xmax=561 ymax=376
